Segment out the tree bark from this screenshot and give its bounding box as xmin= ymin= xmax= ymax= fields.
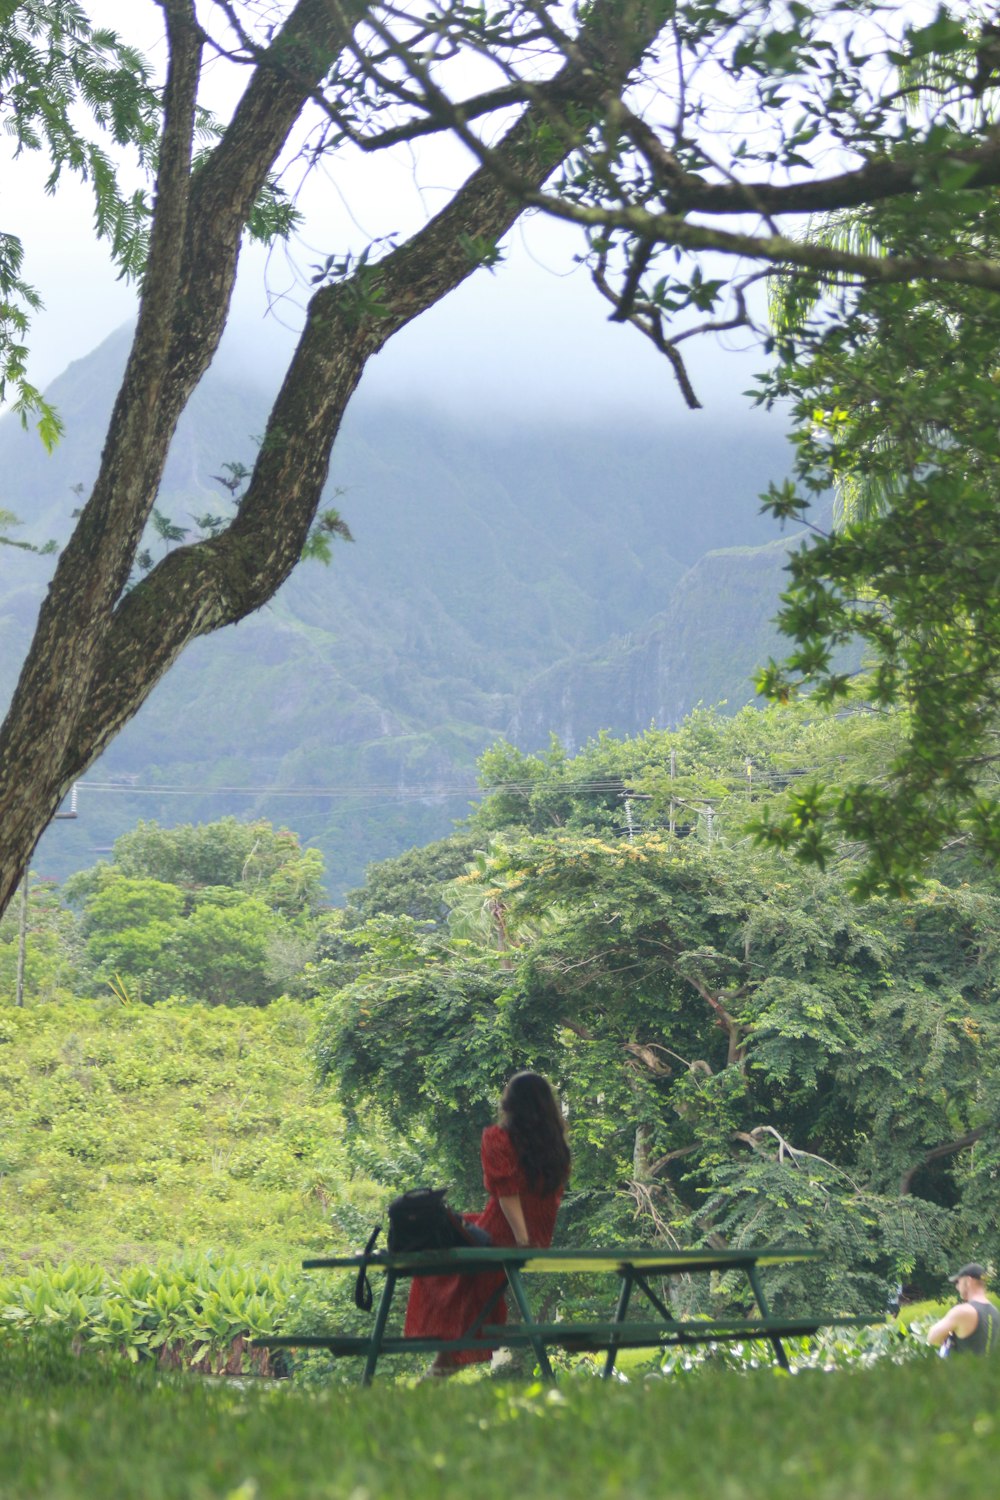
xmin=682 ymin=973 xmax=745 ymax=1066
xmin=0 ymin=0 xmax=664 ymax=915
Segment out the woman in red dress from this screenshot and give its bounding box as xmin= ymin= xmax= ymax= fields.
xmin=404 ymin=1071 xmax=571 ymax=1375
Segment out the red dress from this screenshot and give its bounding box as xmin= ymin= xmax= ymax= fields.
xmin=404 ymin=1124 xmax=563 ymax=1365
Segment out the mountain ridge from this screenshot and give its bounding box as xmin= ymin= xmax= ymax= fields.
xmin=1 ymin=327 xmax=801 ymax=895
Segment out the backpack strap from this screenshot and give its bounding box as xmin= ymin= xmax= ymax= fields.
xmin=354 ymin=1224 xmax=381 ymax=1312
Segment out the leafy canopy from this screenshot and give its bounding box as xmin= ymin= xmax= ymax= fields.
xmin=752 ymin=174 xmax=1000 ymax=894
xmin=316 ymin=709 xmax=1000 ymax=1305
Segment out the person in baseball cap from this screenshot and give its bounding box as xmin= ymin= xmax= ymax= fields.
xmin=927 ymin=1263 xmax=1000 ymax=1356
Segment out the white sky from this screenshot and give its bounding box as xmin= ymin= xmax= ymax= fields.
xmin=11 ymin=153 xmax=768 ymax=423
xmin=4 ymin=0 xmax=775 ymax=423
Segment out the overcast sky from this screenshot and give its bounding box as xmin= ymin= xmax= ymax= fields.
xmin=6 ymin=1 xmax=778 ymax=426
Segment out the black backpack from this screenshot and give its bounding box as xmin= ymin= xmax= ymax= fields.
xmin=387 ymin=1187 xmax=472 ymax=1253
xmin=353 ymin=1188 xmax=475 ymax=1310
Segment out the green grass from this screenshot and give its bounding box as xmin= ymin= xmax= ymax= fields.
xmin=1 ymin=1337 xmax=999 ymax=1500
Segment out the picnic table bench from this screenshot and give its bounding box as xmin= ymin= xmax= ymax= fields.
xmin=254 ymin=1244 xmax=880 ymax=1385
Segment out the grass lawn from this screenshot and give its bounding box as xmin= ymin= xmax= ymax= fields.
xmin=2 ymin=1340 xmax=999 ymax=1500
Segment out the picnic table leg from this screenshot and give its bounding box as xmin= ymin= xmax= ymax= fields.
xmin=746 ymin=1264 xmax=790 ymax=1372
xmin=466 ymin=1282 xmax=507 ymax=1339
xmin=362 ymin=1269 xmax=397 ymax=1387
xmin=504 ymin=1265 xmax=555 ymax=1382
xmin=603 ymin=1269 xmax=634 ymax=1380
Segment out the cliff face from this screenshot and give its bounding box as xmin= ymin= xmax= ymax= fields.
xmin=506 ymin=539 xmax=799 ymax=751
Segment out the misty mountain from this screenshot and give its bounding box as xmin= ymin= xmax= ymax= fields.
xmin=508 ymin=538 xmax=800 ymax=749
xmin=1 ymin=327 xmax=800 ymax=897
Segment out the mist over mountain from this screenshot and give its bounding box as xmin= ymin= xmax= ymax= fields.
xmin=1 ymin=327 xmax=801 ymax=897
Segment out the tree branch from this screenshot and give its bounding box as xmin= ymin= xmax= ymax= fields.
xmin=733 ymin=1125 xmax=863 ymax=1193
xmin=664 ymin=139 xmax=1000 ymax=217
xmin=679 ymin=973 xmax=745 ymax=1066
xmin=525 ymin=196 xmax=1000 ymax=294
xmin=32 ymin=0 xmax=666 ymax=833
xmin=898 ymin=1126 xmax=988 ymax=1197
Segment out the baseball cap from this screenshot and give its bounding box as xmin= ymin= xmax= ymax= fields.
xmin=950 ymin=1263 xmax=987 ymax=1283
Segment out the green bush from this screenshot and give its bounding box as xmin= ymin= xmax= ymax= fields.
xmin=0 ymin=1255 xmax=302 ymax=1373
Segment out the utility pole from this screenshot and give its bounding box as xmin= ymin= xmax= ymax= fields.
xmin=669 ymin=749 xmax=676 ymax=837
xmin=14 ymin=877 xmax=27 ymax=1008
xmin=13 ymin=785 xmax=79 ymax=1008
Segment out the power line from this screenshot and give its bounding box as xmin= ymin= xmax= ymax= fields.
xmin=79 ymin=781 xmax=480 ymax=800
xmin=76 ymin=767 xmax=813 ymax=802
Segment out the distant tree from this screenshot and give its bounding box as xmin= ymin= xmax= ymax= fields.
xmin=6 ymin=2 xmax=1000 ymax=913
xmin=63 ymin=817 xmax=326 ymax=1002
xmin=77 ymin=868 xmax=295 ymax=1004
xmin=79 ymin=873 xmax=186 ymax=936
xmin=343 ymin=833 xmax=480 ymax=927
xmin=66 ymin=818 xmax=325 ymax=918
xmin=472 ymin=706 xmax=822 ymax=847
xmin=164 ymin=887 xmax=286 ymax=1005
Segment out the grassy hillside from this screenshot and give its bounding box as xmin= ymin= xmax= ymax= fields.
xmin=0 ymin=998 xmax=390 ymax=1270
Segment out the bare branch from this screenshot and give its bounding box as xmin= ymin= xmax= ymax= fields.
xmin=591 ymin=247 xmax=703 ymax=410
xmin=741 ymin=1125 xmax=865 ymax=1193
xmin=537 ymin=195 xmax=1000 ymax=293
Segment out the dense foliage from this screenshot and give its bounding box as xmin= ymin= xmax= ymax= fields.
xmin=733 ymin=19 xmax=1000 ymax=890
xmin=6 ymin=704 xmax=1000 ymax=1325
xmin=317 ymin=707 xmax=1000 ymax=1311
xmin=7 ymin=818 xmax=325 ymax=1006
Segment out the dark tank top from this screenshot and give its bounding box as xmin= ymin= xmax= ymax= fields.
xmin=954 ymin=1300 xmax=1000 ymax=1355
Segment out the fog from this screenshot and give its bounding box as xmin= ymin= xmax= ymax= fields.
xmin=6 ymin=0 xmax=778 ymax=429
xmin=15 ymin=160 xmax=772 ymax=426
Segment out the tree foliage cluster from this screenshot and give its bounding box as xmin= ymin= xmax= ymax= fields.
xmin=753 ymin=190 xmax=1000 ymax=894
xmin=3 ymin=817 xmax=324 ymax=1006
xmin=315 ymin=706 xmax=1000 ymax=1310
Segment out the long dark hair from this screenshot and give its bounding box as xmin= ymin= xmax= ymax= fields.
xmin=499 ymin=1072 xmax=570 ymax=1195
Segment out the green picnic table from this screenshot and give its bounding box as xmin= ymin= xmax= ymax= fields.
xmin=254 ymin=1244 xmax=880 ymax=1385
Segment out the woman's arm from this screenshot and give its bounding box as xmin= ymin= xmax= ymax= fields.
xmin=498 ymin=1194 xmax=531 ymax=1247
